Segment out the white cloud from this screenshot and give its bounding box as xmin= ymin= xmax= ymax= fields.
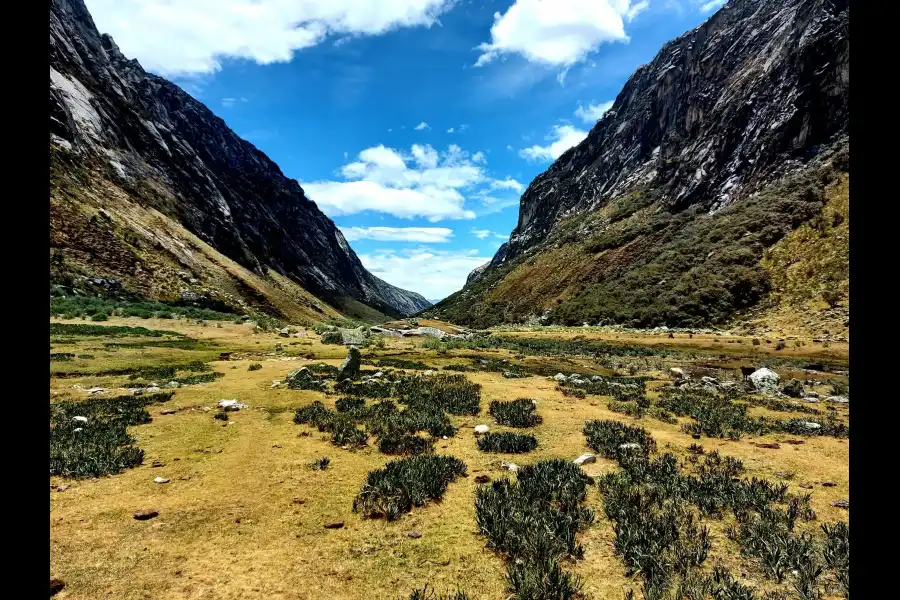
xmin=700 ymin=0 xmax=727 ymax=13
xmin=520 ymin=124 xmax=588 ymax=162
xmin=474 ymin=0 xmax=647 ymax=68
xmin=459 ymin=124 xmax=469 ymax=131
xmin=447 ymin=127 xmax=455 ymax=133
xmin=414 ymin=121 xmax=430 ymax=131
xmin=359 ymin=247 xmax=491 ymax=300
xmin=575 ymin=100 xmax=614 ymax=123
xmin=340 ymin=226 xmax=453 ymax=243
xmin=221 ymin=97 xmax=236 ymax=107
xmin=490 ymin=177 xmax=525 ymax=193
xmin=471 ymin=228 xmax=492 ymax=239
xmin=304 ymin=142 xmax=514 ymax=221
xmin=84 ymin=0 xmax=454 ymax=76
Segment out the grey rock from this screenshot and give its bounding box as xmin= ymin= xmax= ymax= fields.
xmin=153 ymin=477 xmax=170 ymax=484
xmin=133 ymin=509 xmax=159 ymax=520
xmin=474 ymin=424 xmax=490 ymax=434
xmin=826 ymin=395 xmax=849 ymax=404
xmin=337 ymin=347 xmax=362 ymax=381
xmin=553 ymin=373 xmax=568 ymax=382
xmin=573 ymin=454 xmax=597 ymax=466
xmin=500 ymin=462 xmax=519 ymax=473
xmin=749 ymin=368 xmax=780 ymax=393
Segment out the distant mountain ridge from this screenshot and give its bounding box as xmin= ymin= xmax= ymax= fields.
xmin=429 ymin=0 xmax=849 ymax=331
xmin=49 ymin=0 xmax=430 ymax=320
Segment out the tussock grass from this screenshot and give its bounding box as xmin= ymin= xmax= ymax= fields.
xmin=50 ymin=392 xmax=173 ymax=478
xmin=353 ymin=455 xmax=467 ymax=521
xmin=476 ymin=432 xmax=538 ymax=454
xmin=489 ymin=398 xmax=542 ymax=428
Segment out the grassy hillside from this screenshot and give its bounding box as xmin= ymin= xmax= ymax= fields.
xmin=50 ymin=155 xmax=388 ymax=325
xmin=430 ymin=144 xmax=849 ymax=331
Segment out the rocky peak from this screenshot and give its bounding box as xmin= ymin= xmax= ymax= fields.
xmin=49 ymin=0 xmax=430 ymax=318
xmin=497 ymin=0 xmax=848 ymax=268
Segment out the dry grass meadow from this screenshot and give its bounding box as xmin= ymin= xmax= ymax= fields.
xmin=49 ymin=317 xmax=849 ymax=600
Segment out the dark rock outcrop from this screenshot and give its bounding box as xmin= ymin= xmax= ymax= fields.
xmin=49 ymin=0 xmax=429 ymax=318
xmin=480 ymin=0 xmax=848 ymax=271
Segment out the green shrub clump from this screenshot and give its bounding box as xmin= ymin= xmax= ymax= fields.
xmin=477 ymin=432 xmax=538 ymax=454
xmin=489 ymin=398 xmax=542 ymax=428
xmin=248 ymin=363 xmax=263 ymax=371
xmin=353 ymin=455 xmax=467 ymax=520
xmin=583 ymin=419 xmax=656 ymax=460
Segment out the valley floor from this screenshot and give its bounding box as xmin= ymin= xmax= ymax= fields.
xmin=49 ymin=317 xmax=849 ymax=600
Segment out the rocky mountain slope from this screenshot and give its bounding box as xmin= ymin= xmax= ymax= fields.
xmin=49 ymin=0 xmax=430 ymax=321
xmin=429 ymin=0 xmax=849 ymax=332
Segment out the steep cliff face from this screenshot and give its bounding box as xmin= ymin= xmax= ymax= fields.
xmin=49 ymin=0 xmax=429 ymax=320
xmin=431 ymin=0 xmax=849 ymax=330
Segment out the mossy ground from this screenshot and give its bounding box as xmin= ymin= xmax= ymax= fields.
xmin=50 ymin=317 xmax=848 ymax=600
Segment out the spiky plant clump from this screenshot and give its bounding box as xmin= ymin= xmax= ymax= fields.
xmin=821 ymin=521 xmax=849 ymax=598
xmin=406 ymin=585 xmax=470 ymax=600
xmin=475 ymin=459 xmax=593 ymax=600
xmin=378 ymin=430 xmax=434 ymax=455
xmin=489 ymin=398 xmax=542 ymax=428
xmin=50 ymin=392 xmax=173 ymax=478
xmin=353 ymin=455 xmax=467 ymax=520
xmin=335 ymin=396 xmax=366 ymax=413
xmin=583 ymin=419 xmax=656 ymax=460
xmin=335 ymin=377 xmax=396 ymax=398
xmin=399 ymin=374 xmax=481 ymax=415
xmin=321 ymin=331 xmax=343 ymax=345
xmin=329 ymin=418 xmax=368 ymax=448
xmin=311 ymin=457 xmax=330 ymax=470
xmin=308 ymin=363 xmax=341 ymax=377
xmin=247 ymin=363 xmax=262 ymax=371
xmin=376 ymin=358 xmax=430 ymax=370
xmin=294 ymin=401 xmax=332 ymax=427
xmin=477 ymin=432 xmax=538 ymax=454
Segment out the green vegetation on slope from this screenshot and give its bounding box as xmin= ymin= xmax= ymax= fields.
xmin=432 ymin=145 xmax=848 ymax=329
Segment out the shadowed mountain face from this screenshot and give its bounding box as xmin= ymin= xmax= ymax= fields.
xmin=431 ymin=0 xmax=848 ymax=329
xmin=49 ymin=0 xmax=430 ymax=319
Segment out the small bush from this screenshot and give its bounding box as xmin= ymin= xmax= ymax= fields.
xmin=335 ymin=396 xmax=366 ymax=413
xmin=489 ymin=398 xmax=542 ymax=428
xmin=311 ymin=457 xmax=331 ymax=470
xmin=50 ymin=353 xmax=75 ymax=361
xmin=321 ymin=331 xmax=344 ymax=345
xmin=248 ymin=363 xmax=263 ymax=371
xmin=822 ymin=521 xmax=849 ymax=598
xmin=477 ymin=432 xmax=538 ymax=454
xmin=583 ymin=419 xmax=656 ymax=460
xmin=376 ymin=357 xmax=429 ymax=370
xmin=378 ymin=430 xmax=434 ymax=455
xmin=406 ymin=585 xmax=470 ymax=600
xmin=775 ymin=341 xmax=787 ymax=351
xmin=399 ymin=374 xmax=481 ymax=415
xmin=353 ymin=455 xmax=467 ymax=520
xmin=214 ymin=411 xmax=229 ymax=421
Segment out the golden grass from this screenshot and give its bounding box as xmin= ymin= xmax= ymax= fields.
xmin=50 ymin=318 xmax=849 ymax=599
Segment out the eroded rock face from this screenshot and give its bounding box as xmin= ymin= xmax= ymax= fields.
xmin=48 ymin=0 xmax=430 ymax=318
xmin=459 ymin=0 xmax=848 ymax=287
xmin=338 ymin=347 xmax=362 ymax=381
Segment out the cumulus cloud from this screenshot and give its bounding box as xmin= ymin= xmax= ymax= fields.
xmin=700 ymin=0 xmax=727 ymax=13
xmin=414 ymin=121 xmax=430 ymax=131
xmin=304 ymin=142 xmax=515 ymax=221
xmin=490 ymin=177 xmax=525 ymax=193
xmin=472 ymin=151 xmax=487 ymax=164
xmin=520 ymin=124 xmax=588 ymax=162
xmin=575 ymin=100 xmax=614 ymax=123
xmin=339 ymin=226 xmax=453 ymax=243
xmin=475 ymin=0 xmax=648 ymax=68
xmin=85 ymin=0 xmax=454 ymax=76
xmin=358 ymin=247 xmax=491 ymax=300
xmin=447 ymin=127 xmax=455 ymax=133
xmin=471 ymin=228 xmax=492 ymax=239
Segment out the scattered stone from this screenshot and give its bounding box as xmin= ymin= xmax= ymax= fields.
xmin=56 ymin=485 xmax=70 ymax=492
xmin=133 ymin=509 xmax=159 ymax=520
xmin=669 ymin=367 xmax=687 ymax=380
xmin=500 ymin=462 xmax=519 ymax=473
xmin=87 ymin=387 xmax=106 ymax=395
xmin=146 ymin=386 xmax=162 ymax=393
xmin=799 ymin=483 xmax=814 ymax=489
xmin=753 ymin=442 xmax=781 ymax=450
xmin=619 ymin=443 xmax=642 ymax=451
xmin=832 ymin=499 xmax=849 ymax=509
xmin=217 ymin=399 xmax=247 ymax=411
xmin=165 ymin=380 xmax=181 ymax=389
xmin=272 ymin=444 xmax=282 ymax=448
xmin=783 ymin=439 xmax=805 ymax=445
xmin=72 ymin=415 xmax=88 ymax=423
xmin=153 ymin=477 xmax=170 ymax=484
xmin=407 ymin=530 xmax=422 ymax=539
xmin=179 ymin=475 xmax=192 ymax=481
xmin=474 ymin=475 xmax=491 ymax=484
xmin=573 ymin=453 xmax=597 ymax=466
xmin=748 ymin=368 xmax=780 ymax=393
xmin=219 ymin=352 xmax=233 ymax=361
xmin=826 ymin=395 xmax=849 ymax=404
xmin=292 ymin=497 xmax=305 ymax=504
xmin=822 ymin=482 xmax=837 ymax=487
xmin=474 ymin=424 xmax=490 ymax=434
xmin=160 ymin=409 xmax=177 ymax=415
xmin=324 ymin=521 xmax=345 ymax=529
xmin=337 ymin=347 xmax=362 ymax=381
xmin=800 ymin=421 xmax=822 ymax=431
xmin=50 ymin=579 xmax=66 ymax=596
xmin=278 ymin=327 xmax=291 ymax=337
xmin=691 ymin=433 xmax=701 ymax=440
xmin=151 ymin=460 xmax=165 ymax=468
xmin=700 ymin=376 xmax=720 ymax=389
xmin=553 ymin=373 xmax=568 ymax=382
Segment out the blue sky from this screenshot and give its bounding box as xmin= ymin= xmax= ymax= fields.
xmin=86 ymin=0 xmax=726 ymax=302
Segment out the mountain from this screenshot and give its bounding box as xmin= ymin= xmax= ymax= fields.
xmin=429 ymin=0 xmax=849 ymax=333
xmin=49 ymin=0 xmax=430 ymax=322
